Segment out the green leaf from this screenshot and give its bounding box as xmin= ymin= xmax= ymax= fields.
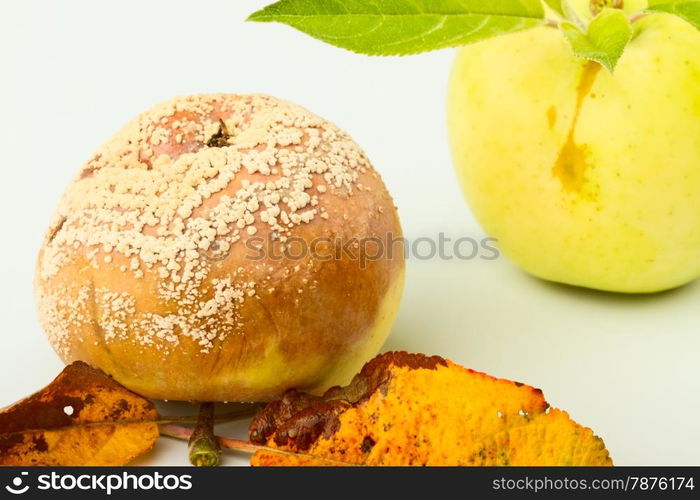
xmin=561 ymin=9 xmax=632 ymax=71
xmin=248 ymin=0 xmax=545 ymax=56
xmin=647 ymin=0 xmax=700 ymax=30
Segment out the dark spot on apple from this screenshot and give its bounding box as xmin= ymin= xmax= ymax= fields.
xmin=207 ymin=119 xmax=232 ymax=148
xmin=47 ymin=217 xmax=67 ymax=244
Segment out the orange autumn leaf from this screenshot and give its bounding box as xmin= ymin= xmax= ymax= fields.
xmin=0 ymin=362 xmax=159 ymax=466
xmin=249 ymin=352 xmax=612 ymax=466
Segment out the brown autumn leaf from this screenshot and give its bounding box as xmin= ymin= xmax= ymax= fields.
xmin=0 ymin=361 xmax=159 ymax=466
xmin=249 ymin=352 xmax=613 ymax=466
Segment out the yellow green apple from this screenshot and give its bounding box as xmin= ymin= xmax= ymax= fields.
xmin=448 ymin=0 xmax=700 ymax=293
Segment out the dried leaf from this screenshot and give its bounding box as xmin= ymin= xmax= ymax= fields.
xmin=0 ymin=362 xmax=159 ymax=466
xmin=249 ymin=352 xmax=612 ymax=466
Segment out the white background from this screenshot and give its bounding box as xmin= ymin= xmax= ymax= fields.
xmin=1 ymin=0 xmax=698 ymax=466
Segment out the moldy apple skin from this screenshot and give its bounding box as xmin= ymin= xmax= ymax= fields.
xmin=35 ymin=94 xmax=405 ymax=402
xmin=448 ymin=4 xmax=700 ymax=293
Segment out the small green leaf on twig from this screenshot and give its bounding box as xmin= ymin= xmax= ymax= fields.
xmin=647 ymin=0 xmax=700 ymax=30
xmin=247 ymin=0 xmax=700 ymax=64
xmin=247 ymin=0 xmax=546 ymax=56
xmin=561 ymin=9 xmax=632 ymax=71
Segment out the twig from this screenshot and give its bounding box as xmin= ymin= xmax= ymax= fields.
xmin=188 ymin=403 xmax=220 ymax=467
xmin=160 ymin=424 xmax=355 ymax=466
xmin=218 ymin=118 xmax=230 ymax=137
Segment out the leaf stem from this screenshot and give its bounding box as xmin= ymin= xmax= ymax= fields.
xmin=160 ymin=424 xmax=355 ymax=466
xmin=188 ymin=403 xmax=221 ymax=467
xmin=545 ymin=10 xmax=648 ymax=29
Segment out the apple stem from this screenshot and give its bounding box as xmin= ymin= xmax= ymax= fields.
xmin=187 ymin=403 xmax=221 ymax=467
